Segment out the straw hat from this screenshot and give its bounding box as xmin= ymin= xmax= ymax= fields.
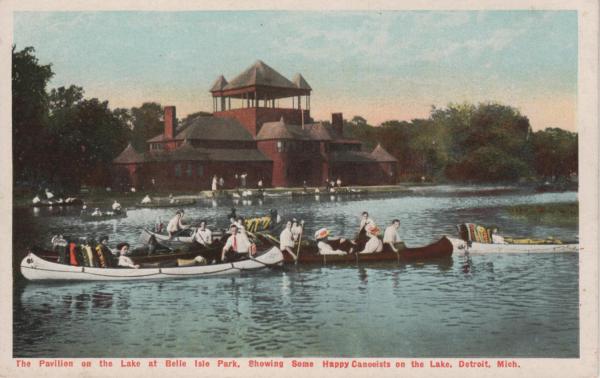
xmin=314 ymin=228 xmax=329 ymax=240
xmin=366 ymin=224 xmax=380 ymax=235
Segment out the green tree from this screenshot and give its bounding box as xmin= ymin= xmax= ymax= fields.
xmin=130 ymin=102 xmax=164 ymax=151
xmin=531 ymin=128 xmax=578 ymax=179
xmin=12 ymin=46 xmax=53 ymax=188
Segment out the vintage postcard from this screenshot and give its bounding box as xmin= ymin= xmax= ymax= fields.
xmin=0 ymin=0 xmax=597 ymax=377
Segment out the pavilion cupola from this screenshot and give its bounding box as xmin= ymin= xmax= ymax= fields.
xmin=210 ymin=60 xmax=311 ymax=112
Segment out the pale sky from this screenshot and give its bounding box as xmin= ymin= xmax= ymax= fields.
xmin=14 ymin=11 xmax=578 ymax=131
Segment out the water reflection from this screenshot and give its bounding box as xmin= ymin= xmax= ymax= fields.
xmin=13 ymin=187 xmax=579 ymax=358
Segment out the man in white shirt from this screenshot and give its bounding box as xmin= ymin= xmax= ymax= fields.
xmin=116 ymin=243 xmax=140 ymax=269
xmin=193 ymin=221 xmax=212 ymax=247
xmin=491 ymin=227 xmax=507 ymax=244
xmin=383 ymin=219 xmax=402 ymax=252
xmin=291 ymin=219 xmax=303 ymax=242
xmin=167 ymin=210 xmax=188 ymax=238
xmin=358 ymin=225 xmax=383 ymax=254
xmin=112 ymin=200 xmax=122 ymax=212
xmin=279 ymin=221 xmax=297 ymax=260
xmin=221 ymin=224 xmax=253 ymax=262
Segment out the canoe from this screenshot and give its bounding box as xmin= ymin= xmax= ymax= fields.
xmin=81 ymin=210 xmax=127 ymax=222
xmin=20 ymin=247 xmax=284 ymax=281
xmin=32 ymin=198 xmax=83 ymax=208
xmin=447 ymin=237 xmax=579 ymax=256
xmin=138 ymin=198 xmax=196 ymax=208
xmin=255 ymin=234 xmax=453 ymax=264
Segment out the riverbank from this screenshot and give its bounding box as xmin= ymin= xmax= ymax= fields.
xmin=507 ymin=202 xmax=578 ymax=226
xmin=13 ymin=184 xmax=416 ymax=208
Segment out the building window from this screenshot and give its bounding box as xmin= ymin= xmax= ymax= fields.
xmin=197 ymin=164 xmax=204 ymax=177
xmin=277 ymin=141 xmax=284 ymax=153
xmin=187 ymin=163 xmax=192 ymax=177
xmin=174 ymin=163 xmax=181 ymax=177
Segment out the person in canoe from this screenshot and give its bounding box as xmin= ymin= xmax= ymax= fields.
xmin=291 ymin=219 xmax=304 ymax=242
xmin=356 ymin=211 xmax=376 ymax=247
xmin=112 ymin=200 xmax=122 ymax=212
xmin=314 ymin=228 xmax=354 ymax=255
xmin=95 ymin=236 xmax=116 ymax=268
xmin=167 ymin=209 xmax=189 ymax=238
xmin=192 ymin=220 xmax=213 ymax=247
xmin=357 ymin=224 xmax=383 ymax=254
xmin=141 ymin=195 xmax=151 ymax=204
xmin=221 ymin=224 xmax=254 ymax=262
xmin=383 ymin=219 xmax=403 ymax=253
xmin=116 ymin=243 xmax=140 ymax=269
xmin=490 ymin=226 xmax=507 ymax=244
xmin=279 ymin=220 xmax=298 ymax=260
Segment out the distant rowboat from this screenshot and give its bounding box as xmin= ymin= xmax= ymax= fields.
xmin=447 ymin=237 xmax=579 ymax=256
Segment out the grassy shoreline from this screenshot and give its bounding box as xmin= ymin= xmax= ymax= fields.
xmin=507 ymin=202 xmax=578 ymax=226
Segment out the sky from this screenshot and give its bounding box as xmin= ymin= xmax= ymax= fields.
xmin=13 ymin=11 xmax=578 ymax=131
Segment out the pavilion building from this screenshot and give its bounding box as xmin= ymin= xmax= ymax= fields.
xmin=113 ymin=60 xmax=398 ymax=190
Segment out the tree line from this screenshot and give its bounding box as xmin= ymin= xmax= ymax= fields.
xmin=13 ymin=46 xmax=577 ymax=193
xmin=336 ymin=103 xmax=577 ymax=183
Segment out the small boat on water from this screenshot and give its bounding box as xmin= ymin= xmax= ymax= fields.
xmin=138 ymin=198 xmax=196 ymax=208
xmin=450 ymin=223 xmax=578 ymax=255
xmin=31 ymin=197 xmax=83 ymax=208
xmin=255 ymin=233 xmax=453 ymax=264
xmin=20 ymin=247 xmax=284 ymax=281
xmin=448 ymin=237 xmax=579 ymax=256
xmin=81 ymin=210 xmax=127 ymax=222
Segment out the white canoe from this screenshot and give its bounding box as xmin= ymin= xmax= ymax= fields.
xmin=20 ymin=247 xmax=283 ymax=282
xmin=448 ymin=237 xmax=579 ymax=256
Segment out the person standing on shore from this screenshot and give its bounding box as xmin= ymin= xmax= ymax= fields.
xmin=219 ymin=176 xmax=225 ymax=189
xmin=212 ymin=175 xmax=218 ymax=192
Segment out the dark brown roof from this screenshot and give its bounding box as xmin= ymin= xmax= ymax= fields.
xmin=113 ymin=143 xmax=145 ymax=164
xmin=224 ymin=60 xmax=297 ymax=90
xmin=145 ymin=142 xmax=270 ymax=163
xmin=202 ymin=148 xmax=271 ymax=162
xmin=292 ymin=73 xmax=312 ymax=90
xmin=371 ymin=144 xmax=397 ymax=162
xmin=322 ymin=123 xmax=362 ymax=144
xmin=329 ymin=151 xmax=376 ymax=163
xmin=147 ymin=117 xmax=254 ymax=143
xmin=210 ymin=75 xmax=228 ymax=92
xmin=256 ymin=119 xmax=332 ymax=141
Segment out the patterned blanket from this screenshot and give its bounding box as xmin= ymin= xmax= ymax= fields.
xmin=457 ymin=223 xmax=493 ymax=244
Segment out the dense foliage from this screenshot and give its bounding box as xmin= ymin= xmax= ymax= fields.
xmin=342 ymin=102 xmax=577 ymax=182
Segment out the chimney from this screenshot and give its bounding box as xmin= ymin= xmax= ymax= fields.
xmin=332 ymin=113 xmax=343 ymax=137
xmin=164 ymin=106 xmax=176 ymax=140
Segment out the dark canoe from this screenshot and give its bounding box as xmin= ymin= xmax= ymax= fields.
xmin=255 ymin=234 xmax=453 ymax=264
xmin=138 ymin=199 xmax=196 ymax=208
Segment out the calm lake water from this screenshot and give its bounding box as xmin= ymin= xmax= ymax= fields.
xmin=13 ymin=185 xmax=579 ymax=357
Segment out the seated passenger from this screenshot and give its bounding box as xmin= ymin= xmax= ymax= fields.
xmin=111 ymin=200 xmax=122 ymax=212
xmin=280 ymin=221 xmax=297 ymax=260
xmin=192 ymin=221 xmax=213 ymax=247
xmin=314 ymin=228 xmax=350 ymax=256
xmin=91 ymin=208 xmax=102 ymax=216
xmin=141 ymin=195 xmax=151 ymax=204
xmin=358 ymin=225 xmax=383 ymax=254
xmin=167 ymin=210 xmax=188 ymax=238
xmin=491 ymin=227 xmax=507 ymax=244
xmin=221 ymin=224 xmax=253 ymax=262
xmin=383 ymin=219 xmax=403 ymax=253
xmin=116 ymin=243 xmax=140 ymax=269
xmin=95 ymin=235 xmax=114 ymax=268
